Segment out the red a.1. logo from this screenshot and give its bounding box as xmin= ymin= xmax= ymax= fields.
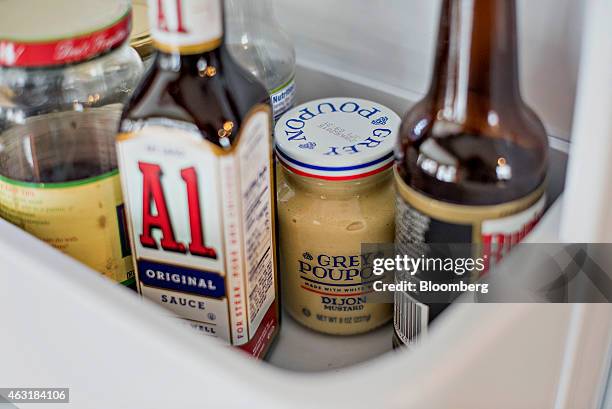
xmin=138 ymin=162 xmax=217 ymax=259
xmin=157 ymin=0 xmax=188 ymax=33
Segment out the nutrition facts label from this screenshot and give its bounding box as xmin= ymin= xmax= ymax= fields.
xmin=236 ymin=108 xmax=276 ymax=339
xmin=271 ymin=78 xmax=296 ymax=121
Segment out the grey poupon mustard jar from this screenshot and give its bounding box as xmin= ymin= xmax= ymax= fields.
xmin=275 ymin=98 xmax=400 ymax=335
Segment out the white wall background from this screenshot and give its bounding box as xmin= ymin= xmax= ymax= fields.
xmin=274 ymin=0 xmax=585 ymax=141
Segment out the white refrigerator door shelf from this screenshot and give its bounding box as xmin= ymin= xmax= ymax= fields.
xmin=2 ymin=213 xmax=611 ymax=409
xmin=1 ymin=65 xmax=611 ymax=409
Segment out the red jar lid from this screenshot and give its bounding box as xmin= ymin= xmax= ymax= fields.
xmin=0 ymin=0 xmax=132 ymax=68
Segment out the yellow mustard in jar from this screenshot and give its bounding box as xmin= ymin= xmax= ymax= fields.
xmin=275 ymin=97 xmax=400 ymax=335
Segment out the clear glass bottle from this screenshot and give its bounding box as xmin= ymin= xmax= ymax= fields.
xmin=225 ymin=0 xmax=296 ymax=121
xmin=0 ymin=0 xmax=143 ymax=287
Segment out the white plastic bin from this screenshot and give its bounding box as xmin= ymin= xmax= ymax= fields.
xmin=2 ymin=0 xmax=612 ymax=407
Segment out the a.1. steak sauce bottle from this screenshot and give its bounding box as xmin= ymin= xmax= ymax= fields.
xmin=116 ymin=0 xmax=279 ymax=358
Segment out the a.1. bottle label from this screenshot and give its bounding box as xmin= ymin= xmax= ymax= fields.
xmin=0 ymin=172 xmax=134 ymax=286
xmin=116 ymin=105 xmax=278 ymax=358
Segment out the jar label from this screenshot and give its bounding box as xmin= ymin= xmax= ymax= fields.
xmin=270 ymin=77 xmax=296 ymax=121
xmin=0 ymin=171 xmax=135 ymax=286
xmin=149 ymin=0 xmax=223 ymax=54
xmin=116 ymin=105 xmax=278 ymax=358
xmin=393 ymin=168 xmax=546 ymax=344
xmin=0 ymin=8 xmax=131 ymax=68
xmin=283 ymin=249 xmax=392 ymax=335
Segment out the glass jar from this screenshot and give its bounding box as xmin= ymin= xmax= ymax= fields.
xmin=278 ymin=166 xmax=396 ymax=335
xmin=275 ymin=98 xmax=401 ymax=335
xmin=130 ymin=0 xmax=155 ymax=67
xmin=226 ymin=0 xmax=296 ymax=121
xmin=0 ymin=0 xmax=143 ymax=287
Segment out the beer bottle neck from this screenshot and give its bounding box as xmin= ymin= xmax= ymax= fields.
xmin=428 ymin=0 xmax=522 ymax=121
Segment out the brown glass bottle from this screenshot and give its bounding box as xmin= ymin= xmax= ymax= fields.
xmin=122 ymin=47 xmax=270 ymax=148
xmin=393 ymin=0 xmax=549 ymax=347
xmin=117 ymin=0 xmax=279 ymax=359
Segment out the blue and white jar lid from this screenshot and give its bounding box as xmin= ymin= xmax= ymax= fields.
xmin=274 ymin=97 xmax=400 ymax=181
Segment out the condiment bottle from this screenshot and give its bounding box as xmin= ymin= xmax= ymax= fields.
xmin=394 ymin=0 xmax=549 ymax=346
xmin=116 ymin=0 xmax=279 ymax=358
xmin=226 ymin=0 xmax=296 ymax=121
